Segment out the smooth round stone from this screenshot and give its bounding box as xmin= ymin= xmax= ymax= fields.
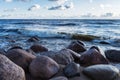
xmin=83 ymin=64 xmax=120 ymax=80
xmin=105 ymin=50 xmax=120 ymax=62
xmin=0 ymin=54 xmax=25 ymax=80
xmin=64 ymin=62 xmax=80 ymax=78
xmin=29 ymin=56 xmax=60 ymax=79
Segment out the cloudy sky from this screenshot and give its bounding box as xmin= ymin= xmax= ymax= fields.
xmin=0 ymin=0 xmax=120 ymax=19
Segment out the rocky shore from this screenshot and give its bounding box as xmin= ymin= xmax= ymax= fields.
xmin=0 ymin=37 xmax=120 ymax=80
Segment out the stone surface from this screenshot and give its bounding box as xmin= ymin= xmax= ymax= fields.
xmin=105 ymin=50 xmax=120 ymax=62
xmin=29 ymin=56 xmax=60 ymax=79
xmin=30 ymin=43 xmax=48 ymax=53
xmin=39 ymin=49 xmax=74 ymax=65
xmin=6 ymin=49 xmax=36 ymax=71
xmin=67 ymin=40 xmax=86 ymax=53
xmin=79 ymin=46 xmax=109 ymax=66
xmin=83 ymin=64 xmax=120 ymax=80
xmin=50 ymin=76 xmax=68 ymax=80
xmin=64 ymin=62 xmax=80 ymax=78
xmin=0 ymin=54 xmax=25 ymax=80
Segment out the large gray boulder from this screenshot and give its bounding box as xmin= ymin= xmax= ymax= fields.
xmin=0 ymin=54 xmax=25 ymax=80
xmin=29 ymin=56 xmax=60 ymax=79
xmin=6 ymin=49 xmax=36 ymax=71
xmin=83 ymin=64 xmax=120 ymax=80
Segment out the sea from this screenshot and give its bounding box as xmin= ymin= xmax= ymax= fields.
xmin=0 ymin=19 xmax=120 ymax=51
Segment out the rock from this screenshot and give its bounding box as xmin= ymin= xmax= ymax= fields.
xmin=67 ymin=49 xmax=81 ymax=63
xmin=8 ymin=46 xmax=23 ymax=50
xmin=26 ymin=49 xmax=36 ymax=55
xmin=39 ymin=49 xmax=74 ymax=65
xmin=30 ymin=43 xmax=48 ymax=53
xmin=105 ymin=50 xmax=120 ymax=62
xmin=83 ymin=64 xmax=120 ymax=80
xmin=26 ymin=73 xmax=41 ymax=80
xmin=53 ymin=64 xmax=66 ymax=77
xmin=6 ymin=49 xmax=36 ymax=71
xmin=29 ymin=56 xmax=60 ymax=79
xmin=0 ymin=48 xmax=6 ymax=55
xmin=27 ymin=36 xmax=40 ymax=42
xmin=67 ymin=40 xmax=86 ymax=53
xmin=0 ymin=54 xmax=25 ymax=80
xmin=50 ymin=76 xmax=68 ymax=80
xmin=64 ymin=62 xmax=80 ymax=78
xmin=79 ymin=46 xmax=109 ymax=66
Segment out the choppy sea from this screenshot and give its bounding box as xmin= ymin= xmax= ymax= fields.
xmin=0 ymin=19 xmax=120 ymax=51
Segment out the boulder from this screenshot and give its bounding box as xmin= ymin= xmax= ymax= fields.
xmin=39 ymin=49 xmax=74 ymax=65
xmin=64 ymin=62 xmax=80 ymax=78
xmin=83 ymin=64 xmax=120 ymax=80
xmin=50 ymin=76 xmax=68 ymax=80
xmin=0 ymin=54 xmax=25 ymax=80
xmin=105 ymin=50 xmax=120 ymax=62
xmin=27 ymin=36 xmax=40 ymax=42
xmin=67 ymin=40 xmax=86 ymax=53
xmin=30 ymin=43 xmax=48 ymax=53
xmin=29 ymin=56 xmax=60 ymax=79
xmin=79 ymin=46 xmax=109 ymax=66
xmin=6 ymin=49 xmax=36 ymax=71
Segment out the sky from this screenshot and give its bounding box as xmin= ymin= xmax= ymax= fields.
xmin=0 ymin=0 xmax=120 ymax=19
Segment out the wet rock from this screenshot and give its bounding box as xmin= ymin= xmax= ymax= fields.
xmin=39 ymin=49 xmax=74 ymax=65
xmin=30 ymin=43 xmax=48 ymax=53
xmin=79 ymin=46 xmax=109 ymax=66
xmin=26 ymin=49 xmax=36 ymax=55
xmin=8 ymin=46 xmax=23 ymax=50
xmin=50 ymin=76 xmax=68 ymax=80
xmin=83 ymin=64 xmax=120 ymax=80
xmin=53 ymin=64 xmax=65 ymax=77
xmin=0 ymin=48 xmax=6 ymax=55
xmin=0 ymin=54 xmax=25 ymax=80
xmin=6 ymin=49 xmax=36 ymax=71
xmin=105 ymin=50 xmax=120 ymax=62
xmin=27 ymin=36 xmax=40 ymax=42
xmin=29 ymin=56 xmax=60 ymax=79
xmin=67 ymin=40 xmax=86 ymax=53
xmin=64 ymin=62 xmax=80 ymax=78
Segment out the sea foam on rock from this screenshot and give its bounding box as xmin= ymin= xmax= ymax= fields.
xmin=29 ymin=55 xmax=60 ymax=79
xmin=83 ymin=64 xmax=120 ymax=80
xmin=0 ymin=54 xmax=25 ymax=80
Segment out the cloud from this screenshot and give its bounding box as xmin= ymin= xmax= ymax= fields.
xmin=81 ymin=13 xmax=96 ymax=18
xmin=3 ymin=8 xmax=18 ymax=12
xmin=4 ymin=0 xmax=12 ymax=2
xmin=65 ymin=2 xmax=74 ymax=9
xmin=4 ymin=0 xmax=32 ymax=2
xmin=101 ymin=13 xmax=113 ymax=17
xmin=48 ymin=0 xmax=68 ymax=5
xmin=28 ymin=4 xmax=40 ymax=11
xmin=100 ymin=4 xmax=112 ymax=9
xmin=48 ymin=1 xmax=74 ymax=10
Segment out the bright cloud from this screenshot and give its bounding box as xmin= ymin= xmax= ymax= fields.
xmin=28 ymin=4 xmax=40 ymax=11
xmin=100 ymin=4 xmax=112 ymax=9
